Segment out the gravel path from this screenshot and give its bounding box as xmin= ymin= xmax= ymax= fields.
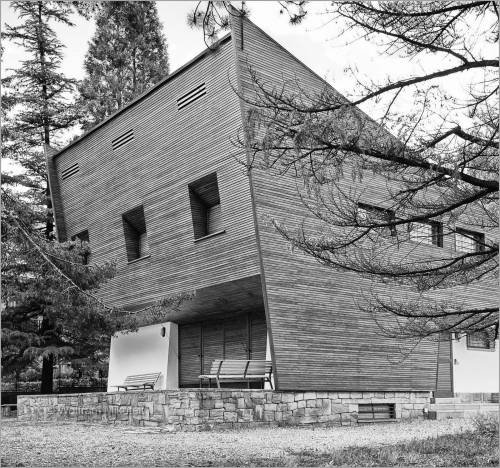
xmin=1 ymin=418 xmax=473 ymax=466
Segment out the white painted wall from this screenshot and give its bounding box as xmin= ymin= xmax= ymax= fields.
xmin=107 ymin=322 xmax=178 ymax=392
xmin=265 ymin=332 xmax=275 ymax=390
xmin=452 ymin=336 xmax=499 ymax=393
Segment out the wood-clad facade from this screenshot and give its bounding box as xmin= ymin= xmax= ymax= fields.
xmin=229 ymin=15 xmax=441 ymax=391
xmin=50 ymin=36 xmax=260 ymax=310
xmin=48 ymin=14 xmax=494 ymax=393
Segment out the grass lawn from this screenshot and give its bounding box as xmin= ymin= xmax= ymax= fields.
xmin=1 ymin=417 xmax=498 ymax=466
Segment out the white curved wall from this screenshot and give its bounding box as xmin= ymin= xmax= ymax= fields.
xmin=107 ymin=322 xmax=178 ymax=391
xmin=452 ymin=336 xmax=499 ymax=393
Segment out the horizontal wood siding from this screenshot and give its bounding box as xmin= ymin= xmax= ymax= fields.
xmin=231 ymin=15 xmax=441 ymax=391
xmin=52 ymin=41 xmax=260 ymax=311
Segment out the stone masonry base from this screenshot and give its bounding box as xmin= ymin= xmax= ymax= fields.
xmin=17 ymin=390 xmax=431 ymax=431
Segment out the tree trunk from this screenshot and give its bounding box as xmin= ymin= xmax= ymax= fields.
xmin=37 ymin=1 xmax=54 ymax=241
xmin=40 ymin=354 xmax=54 ymax=394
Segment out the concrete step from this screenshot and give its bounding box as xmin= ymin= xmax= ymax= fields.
xmin=430 ymin=403 xmax=498 ymax=411
xmin=431 ymin=409 xmax=498 ymax=420
xmin=432 ymin=397 xmax=461 ymax=404
xmin=428 ymin=403 xmax=498 ymax=420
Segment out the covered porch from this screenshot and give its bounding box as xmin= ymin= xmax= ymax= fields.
xmin=107 ymin=274 xmax=272 ymax=391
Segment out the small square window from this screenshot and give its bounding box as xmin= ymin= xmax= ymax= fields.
xmin=409 ymin=221 xmax=443 ymax=247
xmin=122 ymin=205 xmax=149 ymax=262
xmin=467 ymin=331 xmax=495 ymax=350
xmin=72 ymin=230 xmax=89 ymax=243
xmin=358 ymin=203 xmax=396 ymax=236
xmin=189 ymin=173 xmax=223 ymax=240
xmin=455 ymin=229 xmax=484 ymax=253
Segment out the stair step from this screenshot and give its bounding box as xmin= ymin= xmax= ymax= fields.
xmin=430 ymin=403 xmax=498 ymax=411
xmin=429 ymin=408 xmax=498 ymax=420
xmin=433 ymin=398 xmax=460 ymax=404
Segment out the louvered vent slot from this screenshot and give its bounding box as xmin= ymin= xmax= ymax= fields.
xmin=177 ymin=83 xmax=206 ymax=110
xmin=358 ymin=403 xmax=396 ymax=422
xmin=112 ymin=129 xmax=134 ymax=151
xmin=61 ymin=163 xmax=79 ymax=180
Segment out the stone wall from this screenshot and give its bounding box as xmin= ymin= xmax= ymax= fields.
xmin=18 ymin=390 xmax=430 ymax=431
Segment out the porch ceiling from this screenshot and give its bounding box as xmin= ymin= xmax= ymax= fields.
xmin=131 ymin=274 xmax=265 ymax=325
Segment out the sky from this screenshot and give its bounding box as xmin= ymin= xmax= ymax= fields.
xmin=1 ymin=1 xmax=414 ymax=102
xmin=1 ymin=0 xmax=491 ymax=174
xmin=0 ymin=1 xmax=393 ymax=174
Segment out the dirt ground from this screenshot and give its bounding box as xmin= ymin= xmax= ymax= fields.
xmin=0 ymin=418 xmax=473 ymax=466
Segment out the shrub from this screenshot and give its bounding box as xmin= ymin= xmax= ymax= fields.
xmin=472 ymin=414 xmax=499 ymax=439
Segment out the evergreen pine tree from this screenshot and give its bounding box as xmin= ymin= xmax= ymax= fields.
xmin=79 ymin=1 xmax=169 ymax=129
xmin=2 ymin=1 xmax=91 ymax=392
xmin=2 ymin=1 xmax=82 ymax=238
xmin=1 ymin=190 xmax=118 ymax=392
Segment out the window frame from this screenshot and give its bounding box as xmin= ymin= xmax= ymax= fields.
xmin=189 ymin=172 xmax=225 ymax=241
xmin=408 ymin=221 xmax=443 ymax=247
xmin=357 ymin=202 xmax=397 ymax=236
xmin=455 ymin=228 xmax=485 ymax=253
xmin=71 ymin=230 xmax=90 ymax=264
xmin=466 ymin=331 xmax=495 ymax=351
xmin=122 ymin=205 xmax=150 ymax=263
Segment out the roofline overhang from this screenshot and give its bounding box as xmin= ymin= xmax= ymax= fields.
xmin=52 ymin=32 xmax=232 ymax=161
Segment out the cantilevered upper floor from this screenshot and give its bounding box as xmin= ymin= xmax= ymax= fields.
xmin=47 ymin=33 xmax=261 ymax=311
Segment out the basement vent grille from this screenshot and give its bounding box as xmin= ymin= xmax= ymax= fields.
xmin=177 ymin=83 xmax=206 ymax=110
xmin=61 ymin=163 xmax=79 ymax=180
xmin=112 ymin=129 xmax=134 ymax=150
xmin=358 ymin=403 xmax=396 ymax=422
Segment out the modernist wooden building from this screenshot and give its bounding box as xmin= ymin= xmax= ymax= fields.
xmin=47 ymin=15 xmax=498 ymax=395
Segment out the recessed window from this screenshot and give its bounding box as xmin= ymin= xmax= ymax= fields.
xmin=122 ymin=205 xmax=149 ymax=262
xmin=72 ymin=230 xmax=89 ymax=243
xmin=455 ymin=228 xmax=484 ymax=253
xmin=409 ymin=221 xmax=443 ymax=247
xmin=467 ymin=331 xmax=495 ymax=350
xmin=189 ymin=173 xmax=224 ymax=240
xmin=71 ymin=230 xmax=90 ymax=264
xmin=358 ymin=203 xmax=396 ymax=236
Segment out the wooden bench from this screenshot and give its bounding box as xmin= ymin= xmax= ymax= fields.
xmin=199 ymin=360 xmax=273 ymax=389
xmin=116 ymin=372 xmax=160 ymax=391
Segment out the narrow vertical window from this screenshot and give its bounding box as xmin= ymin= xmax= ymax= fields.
xmin=71 ymin=230 xmax=90 ymax=264
xmin=189 ymin=173 xmax=224 ymax=240
xmin=455 ymin=228 xmax=484 ymax=253
xmin=122 ymin=205 xmax=149 ymax=262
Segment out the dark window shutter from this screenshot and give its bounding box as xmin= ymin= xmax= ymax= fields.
xmin=202 ymin=322 xmax=224 ymax=375
xmin=224 ymin=317 xmax=249 ymax=360
xmin=250 ymin=315 xmax=267 ymax=359
xmin=179 ymin=323 xmax=202 ymax=387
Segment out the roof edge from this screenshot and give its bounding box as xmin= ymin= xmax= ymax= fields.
xmin=53 ymin=32 xmax=232 ymax=160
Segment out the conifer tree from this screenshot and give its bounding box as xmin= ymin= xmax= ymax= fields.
xmin=1 ymin=1 xmax=93 ymax=392
xmin=79 ymin=1 xmax=169 ymax=129
xmin=1 ymin=190 xmax=118 ymax=392
xmin=2 ymin=1 xmax=82 ymax=238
